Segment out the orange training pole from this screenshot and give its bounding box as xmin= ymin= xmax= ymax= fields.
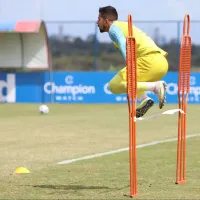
xmin=176 ymin=14 xmax=191 ymax=184
xmin=126 ymin=14 xmax=137 ymax=197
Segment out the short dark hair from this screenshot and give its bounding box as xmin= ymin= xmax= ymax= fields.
xmin=99 ymin=6 xmax=118 ymax=21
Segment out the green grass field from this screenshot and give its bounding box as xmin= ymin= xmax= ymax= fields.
xmin=0 ymin=104 xmax=200 ymax=199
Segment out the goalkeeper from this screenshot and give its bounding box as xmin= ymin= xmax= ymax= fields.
xmin=97 ymin=6 xmax=168 ymax=117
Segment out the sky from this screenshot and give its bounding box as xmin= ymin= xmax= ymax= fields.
xmin=0 ymin=0 xmax=200 ymax=43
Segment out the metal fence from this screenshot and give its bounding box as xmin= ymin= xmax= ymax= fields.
xmin=45 ymin=20 xmax=200 ymax=72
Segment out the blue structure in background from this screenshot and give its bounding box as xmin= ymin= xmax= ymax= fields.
xmin=0 ymin=72 xmax=200 ymax=104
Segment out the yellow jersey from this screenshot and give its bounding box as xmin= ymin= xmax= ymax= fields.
xmin=108 ymin=21 xmax=168 ymax=58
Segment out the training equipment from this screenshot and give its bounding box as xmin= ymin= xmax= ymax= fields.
xmin=125 ymin=14 xmax=191 ymax=197
xmin=14 ymin=167 xmax=30 ymax=174
xmin=126 ymin=14 xmax=137 ymax=197
xmin=176 ymin=14 xmax=191 ymax=184
xmin=137 ymin=109 xmax=184 ymax=121
xmin=39 ymin=104 xmax=49 ymax=114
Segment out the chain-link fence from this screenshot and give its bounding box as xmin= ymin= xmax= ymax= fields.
xmin=3 ymin=20 xmax=199 ymax=73
xmin=45 ymin=20 xmax=200 ymax=72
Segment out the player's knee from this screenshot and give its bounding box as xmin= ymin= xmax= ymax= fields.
xmin=108 ymin=81 xmax=120 ymax=94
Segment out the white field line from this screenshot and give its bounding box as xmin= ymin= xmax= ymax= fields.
xmin=57 ymin=133 xmax=200 ymax=165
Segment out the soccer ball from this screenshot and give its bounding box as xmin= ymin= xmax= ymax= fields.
xmin=39 ymin=104 xmax=49 ymax=114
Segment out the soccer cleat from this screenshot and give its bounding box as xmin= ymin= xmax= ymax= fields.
xmin=154 ymin=81 xmax=167 ymax=109
xmin=136 ymin=98 xmax=154 ymax=118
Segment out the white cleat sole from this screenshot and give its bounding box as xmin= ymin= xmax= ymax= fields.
xmin=159 ymin=81 xmax=167 ymax=109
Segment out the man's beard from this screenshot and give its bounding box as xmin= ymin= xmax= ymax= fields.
xmin=98 ymin=25 xmax=106 ymax=33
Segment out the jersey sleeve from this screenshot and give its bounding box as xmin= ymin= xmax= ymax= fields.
xmin=109 ymin=24 xmax=126 ymax=60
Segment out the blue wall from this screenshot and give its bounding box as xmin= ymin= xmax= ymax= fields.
xmin=0 ymin=72 xmax=200 ymax=104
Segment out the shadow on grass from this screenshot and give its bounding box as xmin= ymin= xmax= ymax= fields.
xmin=26 ymin=184 xmax=110 ymax=190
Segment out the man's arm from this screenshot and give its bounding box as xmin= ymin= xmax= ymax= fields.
xmin=109 ymin=24 xmax=126 ymax=60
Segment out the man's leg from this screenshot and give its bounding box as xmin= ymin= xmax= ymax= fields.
xmin=136 ymin=91 xmax=154 ymax=118
xmin=136 ymin=81 xmax=168 ymax=117
xmin=108 ymin=74 xmax=166 ymax=95
xmin=108 ymin=69 xmax=167 ymax=109
xmin=108 ymin=53 xmax=168 ymax=117
xmin=135 ymin=52 xmax=168 ymax=117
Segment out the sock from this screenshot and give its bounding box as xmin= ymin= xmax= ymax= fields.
xmin=138 ymin=82 xmax=158 ymax=92
xmin=138 ymin=93 xmax=148 ymax=102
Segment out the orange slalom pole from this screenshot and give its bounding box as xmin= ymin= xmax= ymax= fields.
xmin=126 ymin=14 xmax=137 ymax=197
xmin=176 ymin=14 xmax=191 ymax=184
